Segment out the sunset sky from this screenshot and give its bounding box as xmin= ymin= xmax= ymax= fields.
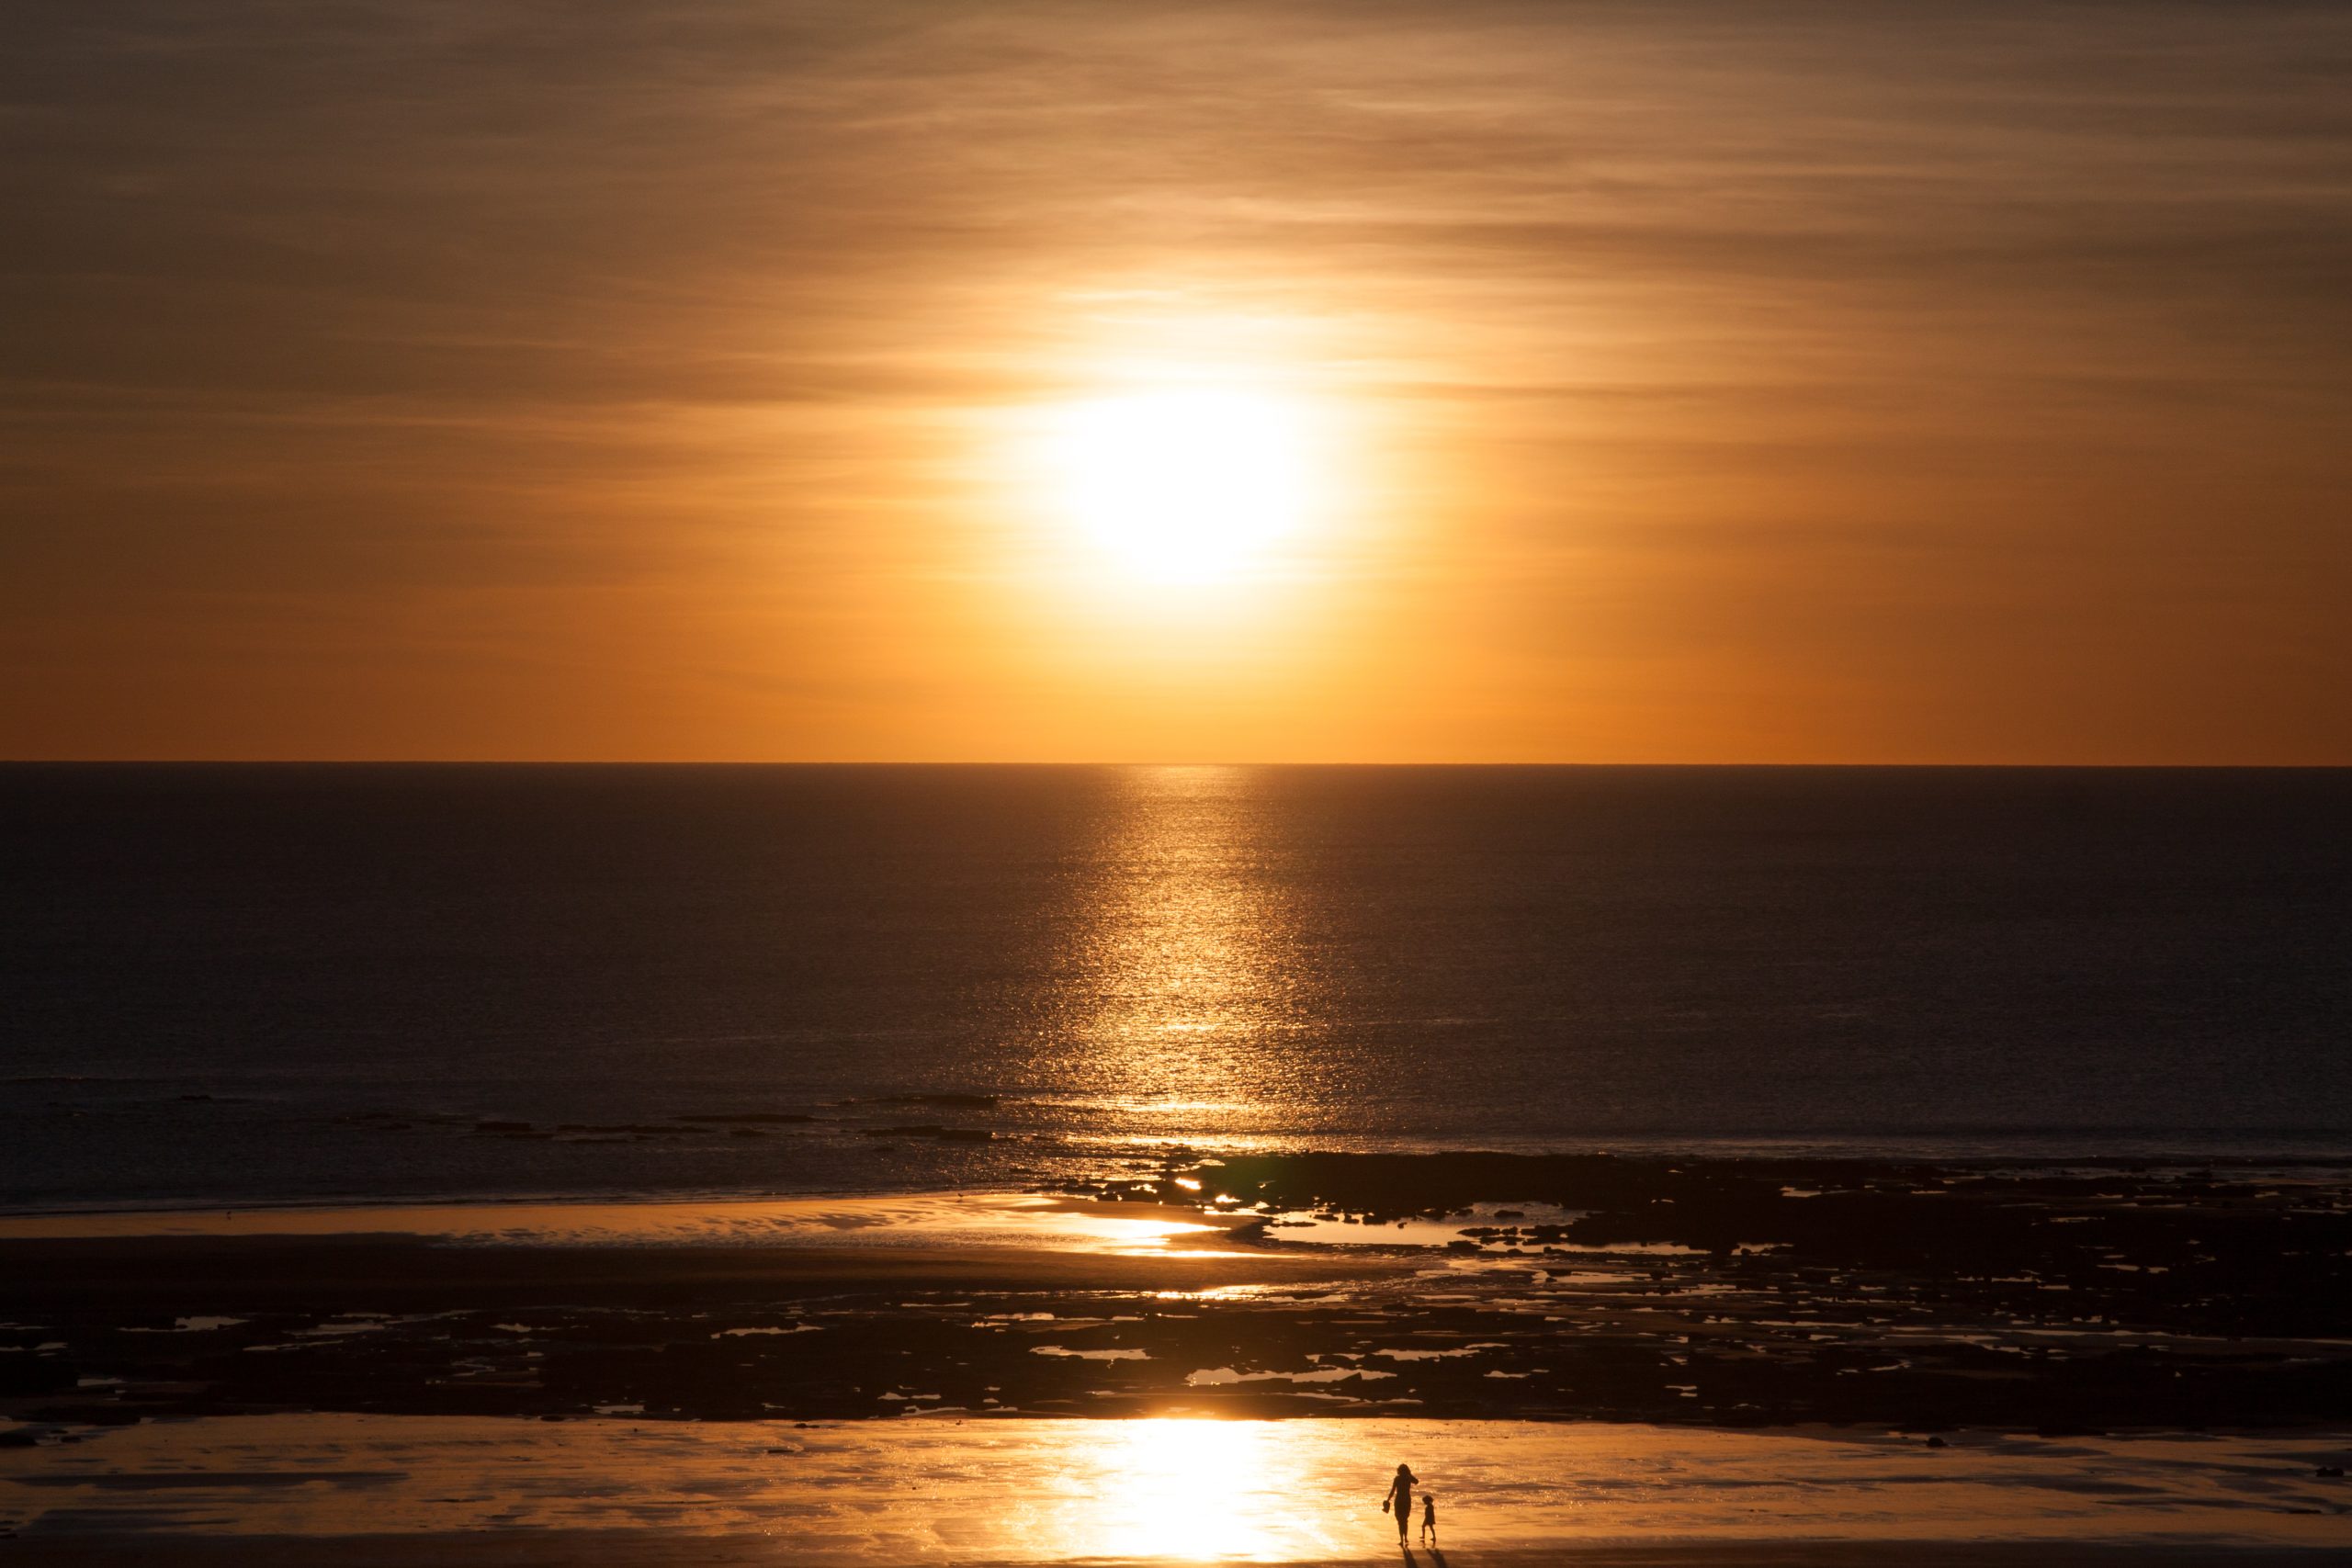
xmin=5 ymin=1 xmax=2348 ymax=762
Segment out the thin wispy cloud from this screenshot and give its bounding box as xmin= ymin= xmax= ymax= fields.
xmin=5 ymin=1 xmax=2347 ymax=759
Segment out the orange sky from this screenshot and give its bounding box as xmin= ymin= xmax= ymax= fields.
xmin=4 ymin=1 xmax=2348 ymax=762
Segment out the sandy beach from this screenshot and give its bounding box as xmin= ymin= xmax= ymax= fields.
xmin=7 ymin=1155 xmax=2349 ymax=1429
xmin=4 ymin=1412 xmax=2347 ymax=1562
xmin=8 ymin=1156 xmax=2350 ymax=1562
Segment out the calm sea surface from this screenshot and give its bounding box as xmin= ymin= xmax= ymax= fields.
xmin=4 ymin=764 xmax=2349 ymax=1209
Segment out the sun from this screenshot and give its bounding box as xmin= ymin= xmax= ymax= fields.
xmin=1046 ymin=386 xmax=1321 ymax=584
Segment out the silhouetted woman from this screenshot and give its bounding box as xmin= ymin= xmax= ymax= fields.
xmin=1383 ymin=1463 xmax=1419 ymax=1544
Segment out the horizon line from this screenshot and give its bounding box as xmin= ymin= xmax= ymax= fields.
xmin=5 ymin=758 xmax=2349 ymax=771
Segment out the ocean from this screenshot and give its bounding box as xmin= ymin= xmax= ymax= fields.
xmin=5 ymin=763 xmax=2349 ymax=1211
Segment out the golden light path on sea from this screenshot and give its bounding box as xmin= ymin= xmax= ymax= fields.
xmin=1039 ymin=766 xmax=1325 ymax=1134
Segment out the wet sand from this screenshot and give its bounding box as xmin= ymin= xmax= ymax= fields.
xmin=6 ymin=1547 xmax=2341 ymax=1568
xmin=3 ymin=1413 xmax=2347 ymax=1561
xmin=7 ymin=1162 xmax=2352 ymax=1563
xmin=6 ymin=1156 xmax=2349 ymax=1429
xmin=0 ymin=1192 xmax=1260 ymax=1253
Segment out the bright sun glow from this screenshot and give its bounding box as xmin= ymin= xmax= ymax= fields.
xmin=1047 ymin=387 xmax=1321 ymax=584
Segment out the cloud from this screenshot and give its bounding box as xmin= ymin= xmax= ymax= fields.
xmin=3 ymin=1 xmax=2348 ymax=758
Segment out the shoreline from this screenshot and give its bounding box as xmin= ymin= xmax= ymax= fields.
xmin=12 ymin=1142 xmax=2352 ymax=1226
xmin=0 ymin=1192 xmax=1265 ymax=1254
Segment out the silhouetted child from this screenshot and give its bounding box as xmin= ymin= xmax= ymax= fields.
xmin=1419 ymin=1492 xmax=1438 ymax=1545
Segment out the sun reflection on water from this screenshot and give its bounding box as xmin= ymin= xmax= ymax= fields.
xmin=1040 ymin=768 xmax=1326 ymax=1131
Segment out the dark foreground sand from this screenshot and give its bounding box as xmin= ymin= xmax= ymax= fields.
xmin=6 ymin=1156 xmax=2351 ymax=1427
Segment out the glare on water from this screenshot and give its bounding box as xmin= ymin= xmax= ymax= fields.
xmin=1039 ymin=766 xmax=1327 ymax=1134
